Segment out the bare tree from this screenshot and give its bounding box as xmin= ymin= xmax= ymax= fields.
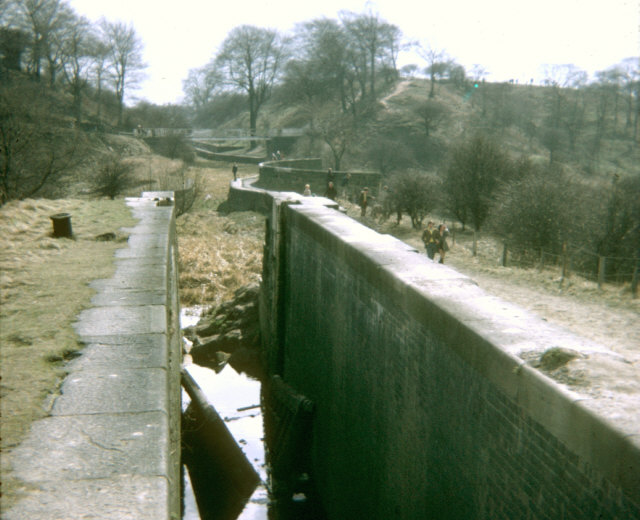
xmin=92 ymin=152 xmax=136 ymax=199
xmin=417 ymin=44 xmax=449 ymax=98
xmin=60 ymin=14 xmax=94 ymax=123
xmin=0 ymin=77 xmax=84 ymax=204
xmin=595 ymin=66 xmax=625 ymax=131
xmin=616 ymin=57 xmax=640 ymax=139
xmin=387 ymin=171 xmax=441 ymax=229
xmin=340 ymin=10 xmax=402 ymax=103
xmin=442 ymin=134 xmax=513 ymax=231
xmin=415 ymin=100 xmax=449 ymax=137
xmin=183 ymin=64 xmax=220 ymax=109
xmin=364 ymin=135 xmax=414 ymax=175
xmin=283 ymin=19 xmax=348 ymax=107
xmin=469 ymin=64 xmax=488 ymax=83
xmin=489 ymin=160 xmax=571 ymax=254
xmin=541 ymin=64 xmax=588 ymax=159
xmin=541 ymin=63 xmax=587 ymax=89
xmin=88 ymin=38 xmax=110 ymax=119
xmin=309 ymin=106 xmax=360 ymax=170
xmin=9 ymin=0 xmax=74 ymax=83
xmin=214 ymin=25 xmax=287 ymax=139
xmin=40 ymin=1 xmax=74 ymax=86
xmin=100 ymin=19 xmax=145 ymax=127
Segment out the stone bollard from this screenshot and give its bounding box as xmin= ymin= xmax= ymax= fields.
xmin=50 ymin=213 xmax=73 ymax=238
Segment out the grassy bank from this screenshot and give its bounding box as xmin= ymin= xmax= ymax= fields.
xmin=0 ymin=198 xmax=137 ymax=505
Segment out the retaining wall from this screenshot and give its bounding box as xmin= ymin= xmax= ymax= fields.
xmin=245 ymin=184 xmax=640 ymax=519
xmin=255 ymin=159 xmax=382 ymax=197
xmin=5 ymin=192 xmax=183 ymax=520
xmin=193 ymin=144 xmax=266 ymax=164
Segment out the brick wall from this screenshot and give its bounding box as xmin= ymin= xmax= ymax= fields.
xmin=255 ymin=192 xmax=640 ymax=520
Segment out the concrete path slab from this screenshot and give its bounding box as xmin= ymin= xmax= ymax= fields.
xmin=10 ymin=412 xmax=168 ymax=482
xmin=73 ymin=305 xmax=166 ymax=336
xmin=1 ymin=475 xmax=169 ymax=520
xmin=51 ymin=368 xmax=167 ymax=415
xmin=69 ymin=334 xmax=167 ymax=370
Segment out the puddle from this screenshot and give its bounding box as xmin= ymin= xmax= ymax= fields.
xmin=180 ymin=307 xmax=324 ymax=520
xmin=181 ymin=307 xmax=267 ymax=520
xmin=182 ymin=363 xmax=267 ymax=520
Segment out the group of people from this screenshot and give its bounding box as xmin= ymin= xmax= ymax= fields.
xmin=302 ymin=169 xmax=341 ymax=201
xmin=302 ymin=172 xmax=450 ymax=264
xmin=422 ymin=221 xmax=450 ymax=263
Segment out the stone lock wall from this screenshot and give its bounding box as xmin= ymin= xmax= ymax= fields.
xmin=255 ymin=159 xmax=382 ymax=198
xmin=253 ymin=188 xmax=640 ymax=520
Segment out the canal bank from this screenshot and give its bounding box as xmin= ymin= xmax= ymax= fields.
xmin=3 ymin=193 xmax=183 ymax=520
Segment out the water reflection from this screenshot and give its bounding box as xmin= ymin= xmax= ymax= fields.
xmin=182 ymin=363 xmax=267 ymax=520
xmin=180 ymin=307 xmax=325 ymax=520
xmin=181 ymin=306 xmax=268 ymax=520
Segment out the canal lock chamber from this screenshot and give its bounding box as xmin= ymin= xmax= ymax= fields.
xmin=180 ymin=307 xmax=326 ymax=520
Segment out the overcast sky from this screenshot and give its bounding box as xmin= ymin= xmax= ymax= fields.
xmin=66 ymin=0 xmax=639 ymax=105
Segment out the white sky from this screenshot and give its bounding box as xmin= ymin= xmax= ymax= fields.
xmin=67 ymin=0 xmax=639 ymax=105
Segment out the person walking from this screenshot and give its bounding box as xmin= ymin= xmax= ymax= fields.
xmin=422 ymin=221 xmax=438 ymax=260
xmin=326 ymin=168 xmax=335 ymax=188
xmin=232 ymin=163 xmax=238 ymax=180
xmin=358 ymin=187 xmax=370 ymax=217
xmin=324 ymin=181 xmax=337 ymax=201
xmin=437 ymin=224 xmax=450 ymax=263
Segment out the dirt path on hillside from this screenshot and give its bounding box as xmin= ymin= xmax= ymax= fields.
xmin=379 ymin=79 xmax=412 ymax=109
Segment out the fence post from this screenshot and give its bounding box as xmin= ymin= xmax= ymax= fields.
xmin=560 ymin=242 xmax=568 ymax=285
xmin=632 ymin=256 xmax=639 ymax=299
xmin=502 ymin=242 xmax=508 ymax=267
xmin=597 ymin=256 xmax=606 ymax=289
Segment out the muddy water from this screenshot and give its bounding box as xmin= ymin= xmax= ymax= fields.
xmin=181 ymin=308 xmax=268 ymax=520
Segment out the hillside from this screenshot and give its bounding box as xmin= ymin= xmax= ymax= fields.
xmin=206 ymin=77 xmax=638 ymax=293
xmin=212 ymin=77 xmax=640 ymax=183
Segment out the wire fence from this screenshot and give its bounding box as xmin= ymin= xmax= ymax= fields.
xmin=502 ymin=242 xmax=638 ymax=292
xmin=454 ymin=230 xmax=639 ymax=297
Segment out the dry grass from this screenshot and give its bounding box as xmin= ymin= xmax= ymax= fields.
xmin=176 ymin=160 xmax=265 ymax=309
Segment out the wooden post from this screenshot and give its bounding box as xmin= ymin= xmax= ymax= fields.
xmin=632 ymin=256 xmax=639 ymax=299
xmin=560 ymin=241 xmax=568 ymax=285
xmin=597 ymin=256 xmax=606 ymax=289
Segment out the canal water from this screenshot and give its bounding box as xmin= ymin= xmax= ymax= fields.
xmin=181 ymin=308 xmax=268 ymax=520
